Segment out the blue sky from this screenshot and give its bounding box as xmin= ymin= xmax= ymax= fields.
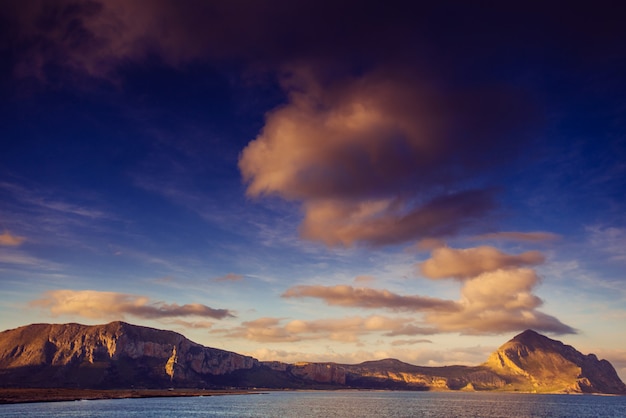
xmin=1 ymin=1 xmax=625 ymax=379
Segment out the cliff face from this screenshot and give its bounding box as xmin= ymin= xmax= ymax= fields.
xmin=0 ymin=321 xmax=257 ymax=388
xmin=342 ymin=358 xmax=507 ymax=390
xmin=1 ymin=322 xmax=624 ymax=394
xmin=483 ymin=329 xmax=626 ymax=394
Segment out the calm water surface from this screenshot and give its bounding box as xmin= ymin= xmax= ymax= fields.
xmin=1 ymin=391 xmax=626 ymax=417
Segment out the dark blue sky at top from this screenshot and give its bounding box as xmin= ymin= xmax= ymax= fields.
xmin=0 ymin=1 xmax=623 ymax=263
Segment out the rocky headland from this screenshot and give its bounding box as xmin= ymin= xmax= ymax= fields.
xmin=1 ymin=321 xmax=624 ymax=395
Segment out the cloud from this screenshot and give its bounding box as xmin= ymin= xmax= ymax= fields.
xmin=587 ymin=225 xmax=626 ymax=262
xmin=424 ymin=268 xmax=575 ymax=335
xmin=5 ymin=2 xmax=540 ymax=248
xmin=473 ymin=231 xmax=560 ymax=242
xmin=0 ymin=231 xmax=26 ymax=246
xmin=213 ymin=273 xmax=244 ymax=282
xmin=296 ymin=190 xmax=495 ymax=247
xmin=419 ymin=246 xmax=545 ymax=279
xmin=30 ymin=289 xmax=234 ymax=320
xmin=215 ymin=315 xmax=417 ymax=343
xmin=279 ymin=246 xmax=574 ymax=336
xmin=390 ymin=339 xmax=433 ymax=346
xmin=163 ymin=319 xmax=215 ymax=329
xmin=282 ymin=285 xmax=459 ymax=312
xmin=412 ymin=238 xmax=447 ymax=252
xmin=353 ymin=275 xmax=375 ymax=284
xmin=246 ymin=344 xmax=492 ymax=369
xmin=239 ymin=68 xmax=536 ymax=247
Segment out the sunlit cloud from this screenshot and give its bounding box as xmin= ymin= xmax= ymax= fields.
xmin=213 ymin=273 xmax=244 ymax=282
xmin=240 ymin=70 xmax=534 ymax=247
xmin=390 ymin=339 xmax=433 ymax=346
xmin=30 ymin=289 xmax=234 ymax=320
xmin=411 ymin=238 xmax=446 ymax=252
xmin=162 ymin=319 xmax=216 ymax=329
xmin=0 ymin=231 xmax=26 ymax=247
xmin=215 ymin=315 xmax=417 ymax=343
xmin=353 ymin=275 xmax=375 ymax=284
xmin=246 ymin=344 xmax=492 ymax=368
xmin=472 ymin=231 xmax=560 ymax=242
xmin=282 ymin=285 xmax=459 ymax=312
xmin=419 ymin=245 xmax=545 ymax=279
xmin=424 ymin=267 xmax=575 ymax=335
xmin=280 ymin=246 xmax=573 ymax=336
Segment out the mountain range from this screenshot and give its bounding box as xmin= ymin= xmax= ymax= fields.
xmin=1 ymin=321 xmax=624 ymax=394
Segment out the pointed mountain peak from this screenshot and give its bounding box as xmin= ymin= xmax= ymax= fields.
xmin=485 ymin=329 xmax=626 ymax=394
xmin=506 ymin=329 xmax=569 ymax=352
xmin=515 ymin=329 xmax=541 ymax=338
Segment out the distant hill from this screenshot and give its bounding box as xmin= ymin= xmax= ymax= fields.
xmin=1 ymin=322 xmax=624 ymax=394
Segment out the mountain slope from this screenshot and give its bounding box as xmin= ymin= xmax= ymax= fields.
xmin=1 ymin=322 xmax=624 ymax=394
xmin=483 ymin=329 xmax=626 ymax=394
xmin=0 ymin=321 xmax=258 ymax=388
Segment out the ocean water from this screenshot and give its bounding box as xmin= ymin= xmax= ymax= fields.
xmin=2 ymin=391 xmax=626 ymax=418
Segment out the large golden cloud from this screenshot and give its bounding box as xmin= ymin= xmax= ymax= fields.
xmin=239 ymin=71 xmax=532 ymax=246
xmin=281 ymin=246 xmax=574 ymax=335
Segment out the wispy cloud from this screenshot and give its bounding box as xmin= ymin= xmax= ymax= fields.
xmin=246 ymin=343 xmax=493 ymax=368
xmin=587 ymin=225 xmax=626 ymax=262
xmin=472 ymin=231 xmax=560 ymax=242
xmin=353 ymin=275 xmax=375 ymax=284
xmin=213 ymin=273 xmax=244 ymax=282
xmin=390 ymin=339 xmax=433 ymax=346
xmin=0 ymin=231 xmax=26 ymax=247
xmin=30 ymin=289 xmax=234 ymax=320
xmin=0 ymin=249 xmax=62 ymax=271
xmin=1 ymin=182 xmax=109 ymax=220
xmin=282 ymin=285 xmax=459 ymax=312
xmin=215 ymin=315 xmax=418 ymax=344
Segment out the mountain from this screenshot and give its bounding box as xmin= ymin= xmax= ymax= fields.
xmin=1 ymin=322 xmax=624 ymax=394
xmin=0 ymin=321 xmax=258 ymax=388
xmin=483 ymin=329 xmax=626 ymax=394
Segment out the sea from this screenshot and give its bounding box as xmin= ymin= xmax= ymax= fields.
xmin=2 ymin=391 xmax=626 ymax=418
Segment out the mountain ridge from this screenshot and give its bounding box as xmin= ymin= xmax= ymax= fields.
xmin=1 ymin=321 xmax=624 ymax=394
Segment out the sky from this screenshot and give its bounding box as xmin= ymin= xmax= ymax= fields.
xmin=1 ymin=1 xmax=625 ymax=380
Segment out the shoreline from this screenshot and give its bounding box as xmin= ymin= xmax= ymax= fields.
xmin=0 ymin=388 xmax=262 ymax=405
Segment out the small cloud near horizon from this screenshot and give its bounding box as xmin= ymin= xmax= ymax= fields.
xmin=213 ymin=273 xmax=244 ymax=282
xmin=30 ymin=289 xmax=234 ymax=321
xmin=391 ymin=339 xmax=433 ymax=346
xmin=0 ymin=231 xmax=26 ymax=246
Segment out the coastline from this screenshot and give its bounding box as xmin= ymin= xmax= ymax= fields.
xmin=0 ymin=388 xmax=261 ymax=405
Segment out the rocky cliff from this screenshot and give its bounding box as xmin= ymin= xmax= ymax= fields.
xmin=1 ymin=322 xmax=624 ymax=394
xmin=0 ymin=321 xmax=257 ymax=388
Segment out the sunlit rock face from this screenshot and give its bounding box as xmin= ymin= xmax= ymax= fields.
xmin=342 ymin=358 xmax=507 ymax=390
xmin=0 ymin=321 xmax=257 ymax=388
xmin=289 ymin=362 xmax=347 ymax=384
xmin=1 ymin=322 xmax=624 ymax=393
xmin=483 ymin=329 xmax=626 ymax=394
